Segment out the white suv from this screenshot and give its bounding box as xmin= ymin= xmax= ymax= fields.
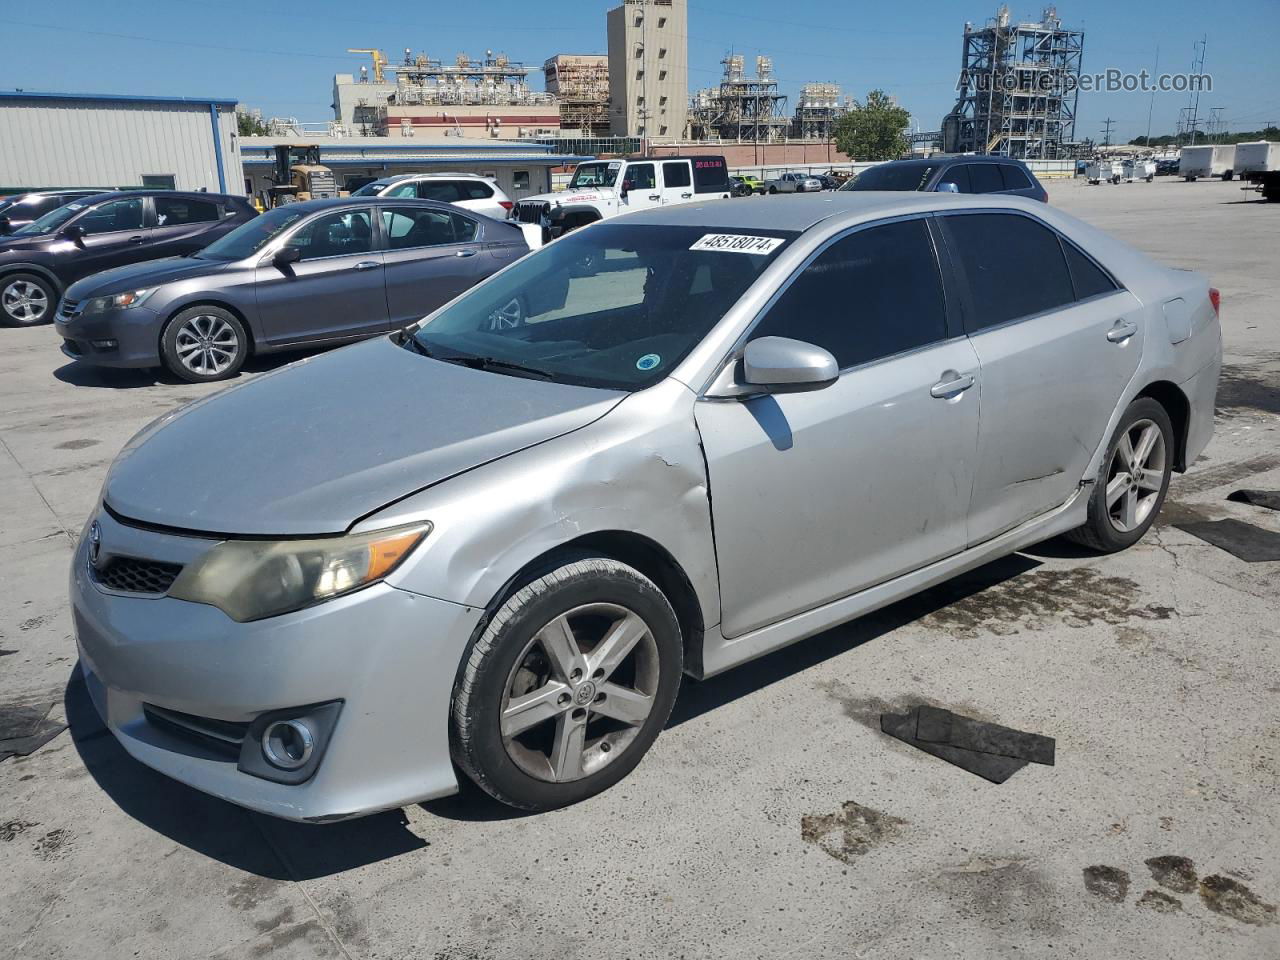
xmin=510 ymin=155 xmax=731 ymax=246
xmin=352 ymin=174 xmax=513 ymax=220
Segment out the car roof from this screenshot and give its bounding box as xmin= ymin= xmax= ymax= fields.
xmin=269 ymin=195 xmax=488 ymax=216
xmin=374 ymin=172 xmax=493 ymax=183
xmin=885 ymin=155 xmax=1024 ymax=168
xmin=610 ymin=191 xmax=1044 ymax=232
xmin=64 ymin=190 xmax=245 ymax=205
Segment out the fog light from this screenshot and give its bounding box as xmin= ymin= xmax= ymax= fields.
xmin=261 ymin=718 xmax=315 ymax=770
xmin=90 ymin=339 xmax=118 ymax=349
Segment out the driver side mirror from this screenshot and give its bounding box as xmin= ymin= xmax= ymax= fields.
xmin=742 ymin=337 xmax=839 ymax=394
xmin=272 ymin=245 xmax=302 ymax=268
xmin=61 ymin=223 xmax=85 ymax=243
xmin=619 ymin=180 xmax=632 ymax=198
xmin=0 ymin=216 xmax=11 ymax=235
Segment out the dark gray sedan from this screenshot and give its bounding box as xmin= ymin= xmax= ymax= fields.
xmin=55 ymin=197 xmax=530 ymax=382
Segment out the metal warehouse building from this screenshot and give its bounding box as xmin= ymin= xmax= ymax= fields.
xmin=0 ymin=91 xmax=239 ymax=194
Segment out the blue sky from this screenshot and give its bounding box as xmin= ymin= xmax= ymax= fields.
xmin=2 ymin=0 xmax=1277 ymax=141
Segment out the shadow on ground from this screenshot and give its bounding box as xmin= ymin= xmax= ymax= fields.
xmin=65 ymin=669 xmax=428 ymax=880
xmin=52 ymin=350 xmax=307 ymax=389
xmin=68 ymin=552 xmax=1046 ymax=867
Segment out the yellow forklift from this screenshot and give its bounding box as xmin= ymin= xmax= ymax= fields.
xmin=266 ymin=144 xmax=338 ymax=207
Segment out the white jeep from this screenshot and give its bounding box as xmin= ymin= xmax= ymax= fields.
xmin=510 ymin=155 xmax=730 ymax=247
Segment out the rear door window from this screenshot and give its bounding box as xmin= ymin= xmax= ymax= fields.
xmin=941 ymin=213 xmax=1076 ymax=331
xmin=381 ymin=207 xmax=477 ymax=249
xmin=749 ymin=218 xmax=947 ymax=368
xmin=967 ymin=164 xmax=1004 ymax=193
xmin=155 ymin=197 xmax=220 ymax=226
xmin=662 ymin=161 xmax=692 ymax=188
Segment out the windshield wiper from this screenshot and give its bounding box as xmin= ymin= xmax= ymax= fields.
xmin=401 ymin=334 xmax=434 ymax=357
xmin=441 ymin=354 xmax=553 ymax=380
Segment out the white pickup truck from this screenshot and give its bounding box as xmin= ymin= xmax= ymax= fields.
xmin=509 ymin=155 xmax=731 ymax=246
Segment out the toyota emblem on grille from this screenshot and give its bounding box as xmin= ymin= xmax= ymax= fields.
xmin=88 ymin=521 xmax=102 ymax=567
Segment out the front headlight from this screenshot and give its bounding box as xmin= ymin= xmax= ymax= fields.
xmin=168 ymin=522 xmax=430 ymax=622
xmin=84 ymin=289 xmax=155 ymax=314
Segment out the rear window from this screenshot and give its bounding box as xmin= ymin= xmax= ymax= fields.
xmin=418 ymin=180 xmax=494 ymax=202
xmin=843 ymin=163 xmax=935 ymax=192
xmin=1062 ymin=240 xmax=1119 ymax=300
xmin=692 ymin=157 xmax=729 ymax=192
xmin=155 ymin=197 xmax=220 ymax=226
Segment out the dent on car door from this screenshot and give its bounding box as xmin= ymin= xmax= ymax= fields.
xmin=253 ymin=207 xmax=388 ymax=345
xmin=939 ymin=212 xmax=1141 ymax=542
xmin=62 ymin=197 xmax=152 ymax=282
xmin=694 ymin=217 xmax=981 ymax=639
xmin=380 ymin=206 xmax=488 ymax=328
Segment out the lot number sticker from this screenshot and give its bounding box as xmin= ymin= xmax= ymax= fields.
xmin=690 ymin=234 xmax=784 ymax=255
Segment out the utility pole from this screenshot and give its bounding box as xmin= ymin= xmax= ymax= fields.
xmin=1101 ymin=117 xmax=1116 ymax=147
xmin=1144 ymin=44 xmax=1159 ymax=146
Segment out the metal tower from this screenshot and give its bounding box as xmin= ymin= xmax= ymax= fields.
xmin=943 ymin=5 xmax=1085 ymax=159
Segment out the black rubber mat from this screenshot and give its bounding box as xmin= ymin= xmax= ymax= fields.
xmin=1174 ymin=518 xmax=1280 ymax=562
xmin=880 ymin=708 xmax=1029 ymax=784
xmin=0 ymin=702 xmax=66 ymax=762
xmin=915 ymin=705 xmax=1056 ymax=766
xmin=1227 ymin=489 xmax=1280 ymax=512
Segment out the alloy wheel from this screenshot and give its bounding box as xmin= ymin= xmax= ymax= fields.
xmin=174 ymin=314 xmax=239 ymax=377
xmin=500 ymin=602 xmax=659 ymax=783
xmin=2 ymin=280 xmax=49 ymax=323
xmin=1104 ymin=418 xmax=1166 ymax=533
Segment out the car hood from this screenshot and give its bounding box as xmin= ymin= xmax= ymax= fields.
xmin=66 ymin=257 xmax=230 ymax=298
xmin=105 ymin=336 xmax=624 ymax=536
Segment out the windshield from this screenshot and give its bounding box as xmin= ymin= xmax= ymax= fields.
xmin=568 ymin=162 xmax=620 ymax=189
xmin=13 ymin=201 xmax=87 ymax=236
xmin=410 ymin=223 xmax=797 ymax=391
xmin=840 ymin=164 xmax=935 ymax=192
xmin=194 ymin=207 xmax=305 ymax=260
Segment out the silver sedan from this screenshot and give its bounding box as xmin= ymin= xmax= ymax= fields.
xmin=71 ymin=193 xmax=1221 ymax=819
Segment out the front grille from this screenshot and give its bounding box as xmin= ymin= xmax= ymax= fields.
xmin=59 ymin=299 xmax=83 ymax=320
xmin=144 ymin=704 xmax=247 ymax=758
xmin=93 ymin=556 xmax=183 ymax=595
xmin=513 ymin=201 xmax=549 ymax=224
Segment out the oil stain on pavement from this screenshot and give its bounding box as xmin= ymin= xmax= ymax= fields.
xmin=1198 ymin=875 xmax=1277 ymax=926
xmin=1082 ymin=865 xmax=1131 ymax=903
xmin=801 ymin=801 xmax=906 ymax=864
xmin=1146 ymin=854 xmax=1199 ymax=893
xmin=1136 ymin=889 xmax=1184 ymax=913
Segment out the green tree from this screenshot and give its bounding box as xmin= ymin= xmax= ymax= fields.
xmin=237 ymin=110 xmax=270 ymax=137
xmin=833 ymin=90 xmax=911 ymax=161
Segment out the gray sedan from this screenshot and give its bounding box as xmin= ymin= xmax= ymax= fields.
xmin=71 ymin=192 xmax=1220 ymax=819
xmin=55 ymin=197 xmax=530 ymax=382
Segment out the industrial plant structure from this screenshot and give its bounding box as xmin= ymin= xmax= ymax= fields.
xmin=942 ymin=5 xmax=1084 ymax=159
xmin=544 ymin=55 xmax=611 ymax=137
xmin=791 ymin=83 xmax=847 ymax=142
xmin=333 ymin=49 xmax=558 ymax=139
xmin=607 ymin=0 xmax=689 ymax=142
xmin=688 ymin=55 xmax=790 ymax=143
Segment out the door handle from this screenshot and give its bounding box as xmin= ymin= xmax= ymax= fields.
xmin=681 ymin=192 xmax=693 ymax=199
xmin=354 ymin=260 xmax=380 ymax=271
xmin=455 ymin=249 xmax=477 ymax=258
xmin=648 ymin=194 xmax=661 ymax=201
xmin=128 ymin=236 xmax=146 ymax=243
xmin=1106 ymin=319 xmax=1138 ymax=342
xmin=930 ymin=371 xmax=976 ymax=398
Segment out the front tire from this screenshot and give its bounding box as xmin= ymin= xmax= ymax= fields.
xmin=1 ymin=272 xmax=57 ymax=327
xmin=451 ymin=557 xmax=683 ymax=811
xmin=160 ymin=306 xmax=248 ymax=383
xmin=1065 ymin=398 xmax=1174 ymax=553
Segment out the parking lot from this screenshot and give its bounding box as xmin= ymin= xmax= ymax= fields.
xmin=1 ymin=176 xmax=1277 ymax=959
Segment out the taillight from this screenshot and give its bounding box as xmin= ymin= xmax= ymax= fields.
xmin=1209 ymin=287 xmax=1220 ymax=316
xmin=498 ymin=201 xmax=514 ymax=211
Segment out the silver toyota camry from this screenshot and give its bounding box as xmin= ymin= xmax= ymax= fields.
xmin=71 ymin=192 xmax=1221 ymax=820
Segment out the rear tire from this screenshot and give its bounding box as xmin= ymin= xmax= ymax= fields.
xmin=1065 ymin=398 xmax=1174 ymax=553
xmin=0 ymin=272 xmax=57 ymax=327
xmin=451 ymin=556 xmax=683 ymax=811
xmin=160 ymin=306 xmax=248 ymax=383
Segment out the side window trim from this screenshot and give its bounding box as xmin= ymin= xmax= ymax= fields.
xmin=729 ymin=212 xmax=957 ymax=377
xmin=1057 ymin=234 xmax=1125 ymax=301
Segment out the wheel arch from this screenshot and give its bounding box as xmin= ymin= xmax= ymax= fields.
xmin=485 ymin=531 xmax=707 ymax=680
xmin=1134 ymin=379 xmax=1191 ymax=471
xmin=0 ymin=262 xmax=63 ymax=294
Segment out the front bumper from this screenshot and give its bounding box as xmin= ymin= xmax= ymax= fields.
xmin=55 ymin=305 xmax=164 ymax=368
xmin=71 ymin=508 xmax=484 ymax=822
